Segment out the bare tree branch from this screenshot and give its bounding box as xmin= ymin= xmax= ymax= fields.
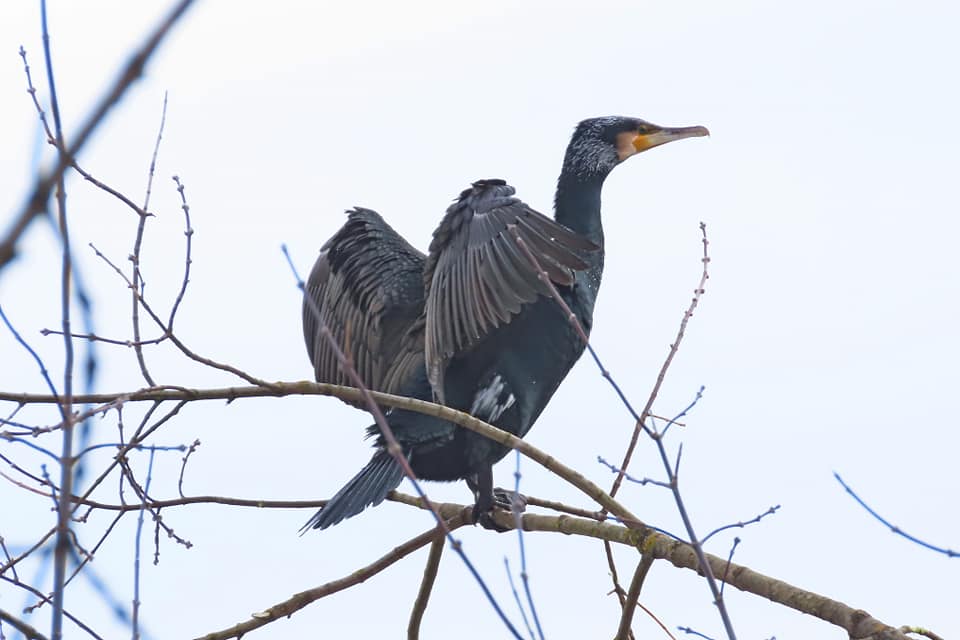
xmin=603 ymin=541 xmax=634 ymax=640
xmin=609 ymin=222 xmax=711 ymax=497
xmin=507 ymin=511 xmax=910 ymax=640
xmin=2 ymin=25 xmax=936 ymax=635
xmin=899 ymin=626 xmax=945 ymax=640
xmin=2 ymin=373 xmax=928 ymax=640
xmin=614 ymin=554 xmax=655 ymax=640
xmin=38 ymin=2 xmax=79 ymax=636
xmin=18 ymin=46 xmax=152 ymax=222
xmin=0 ymin=0 xmax=198 ymax=270
xmin=0 ymin=575 xmax=104 ymax=640
xmin=130 ymin=93 xmax=170 ymax=386
xmin=194 ymin=514 xmax=470 ymax=640
xmin=0 ymin=382 xmax=647 ymax=525
xmin=1 ymin=607 xmax=50 ymax=640
xmin=407 ymin=534 xmax=446 ymax=639
xmin=524 ymin=495 xmax=601 ymax=520
xmin=179 ymin=494 xmax=914 ymax=640
xmin=508 ymin=222 xmax=731 ymax=636
xmin=834 ymin=473 xmax=958 ymax=558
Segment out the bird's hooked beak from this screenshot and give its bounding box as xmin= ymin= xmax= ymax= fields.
xmin=618 ymin=123 xmax=710 ymax=161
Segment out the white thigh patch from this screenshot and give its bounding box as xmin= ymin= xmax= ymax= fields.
xmin=469 ymin=374 xmax=516 ymax=422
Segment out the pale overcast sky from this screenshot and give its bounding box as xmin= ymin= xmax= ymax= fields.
xmin=1 ymin=2 xmax=957 ymax=639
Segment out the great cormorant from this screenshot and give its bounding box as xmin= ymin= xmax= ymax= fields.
xmin=302 ymin=116 xmax=708 ymax=530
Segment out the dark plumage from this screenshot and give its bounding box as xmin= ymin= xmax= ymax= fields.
xmin=302 ymin=208 xmax=425 ymax=403
xmin=302 ymin=116 xmax=708 ymax=530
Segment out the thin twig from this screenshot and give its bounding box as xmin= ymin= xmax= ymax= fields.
xmin=834 ymin=472 xmax=958 ymax=558
xmin=7 ymin=489 xmax=328 ymax=514
xmin=24 ymin=470 xmax=165 ymax=615
xmin=0 ymin=608 xmax=50 ymax=640
xmin=168 ymin=176 xmax=193 ymax=332
xmin=62 ymin=512 xmax=125 ymax=594
xmin=523 ymin=496 xmax=602 ymax=520
xmin=647 ymin=390 xmax=737 ymax=640
xmin=0 ymin=536 xmax=19 ymax=581
xmin=19 ymin=46 xmax=150 ymax=221
xmin=658 ymin=385 xmax=704 ymax=440
xmin=130 ymin=94 xmax=169 ymax=386
xmin=504 ymin=557 xmax=536 ymax=640
xmin=39 ymin=329 xmax=166 ymax=348
xmin=178 ymin=439 xmax=201 ymax=498
xmin=71 ymin=401 xmax=186 ymax=532
xmin=678 ymin=627 xmax=715 ymax=640
xmin=899 ymin=626 xmax=945 ymax=640
xmin=614 ymin=554 xmax=655 ymax=640
xmin=507 ymin=222 xmax=725 ymax=635
xmin=132 ymin=448 xmax=157 ymax=638
xmin=116 ymin=451 xmax=192 ymax=550
xmin=598 ymin=456 xmax=672 ymax=489
xmin=602 ymin=541 xmax=633 ymax=639
xmin=18 ymin=44 xmax=102 ymax=519
xmin=74 ymin=441 xmax=184 ymax=459
xmin=610 ymin=222 xmax=710 ymax=498
xmin=719 ymin=538 xmax=740 ymax=598
xmin=0 ymin=574 xmax=104 ymax=640
xmin=39 ymin=2 xmax=78 ymax=637
xmin=1 ymin=474 xmax=608 ymax=522
xmin=407 ymin=534 xmax=445 ymax=640
xmin=0 ymin=528 xmax=55 ymax=578
xmin=88 ymin=242 xmax=275 ymax=388
xmin=1 ymin=401 xmax=27 ymax=429
xmin=635 ymin=602 xmax=677 ymax=640
xmin=2 ymin=0 xmax=197 ymax=271
xmin=701 ymin=506 xmax=780 ymax=545
xmin=194 ymin=514 xmax=470 ymax=640
xmin=0 ymin=306 xmax=62 ymax=411
xmin=6 ymin=437 xmax=60 ymax=463
xmin=141 ymin=92 xmax=167 ymax=212
xmin=512 ymin=451 xmax=544 ymax=640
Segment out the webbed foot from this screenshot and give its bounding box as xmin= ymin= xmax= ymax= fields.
xmin=467 ymin=468 xmax=527 ymax=532
xmin=493 ymin=487 xmax=527 ymax=513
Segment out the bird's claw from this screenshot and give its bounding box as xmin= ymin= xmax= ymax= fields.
xmin=472 ymin=488 xmax=528 ymax=532
xmin=493 ymin=488 xmax=527 ymax=512
xmin=476 ymin=510 xmax=510 ymax=532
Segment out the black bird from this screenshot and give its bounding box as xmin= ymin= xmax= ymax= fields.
xmin=302 ymin=116 xmax=708 ymax=530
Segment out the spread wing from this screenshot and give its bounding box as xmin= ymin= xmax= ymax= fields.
xmin=423 ymin=180 xmax=598 ymax=399
xmin=303 ymin=208 xmax=426 ymax=403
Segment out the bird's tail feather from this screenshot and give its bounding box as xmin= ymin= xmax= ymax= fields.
xmin=301 ymin=449 xmax=405 ymax=532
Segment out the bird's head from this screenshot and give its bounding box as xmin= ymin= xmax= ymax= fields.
xmin=563 ymin=116 xmax=709 ymax=179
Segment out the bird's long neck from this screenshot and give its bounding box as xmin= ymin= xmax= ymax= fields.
xmin=553 ymin=171 xmax=608 ymax=315
xmin=554 ymin=172 xmax=606 ymax=262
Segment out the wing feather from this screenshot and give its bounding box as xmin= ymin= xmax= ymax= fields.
xmin=302 ymin=208 xmax=426 ymax=405
xmin=424 ymin=180 xmax=599 ymax=397
xmin=479 ymin=241 xmax=524 ymax=318
xmin=470 ymin=246 xmax=498 ymax=332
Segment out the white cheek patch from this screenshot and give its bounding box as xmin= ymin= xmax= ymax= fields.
xmin=615 ymin=131 xmax=639 ymax=162
xmin=470 ymin=374 xmax=516 ymax=423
